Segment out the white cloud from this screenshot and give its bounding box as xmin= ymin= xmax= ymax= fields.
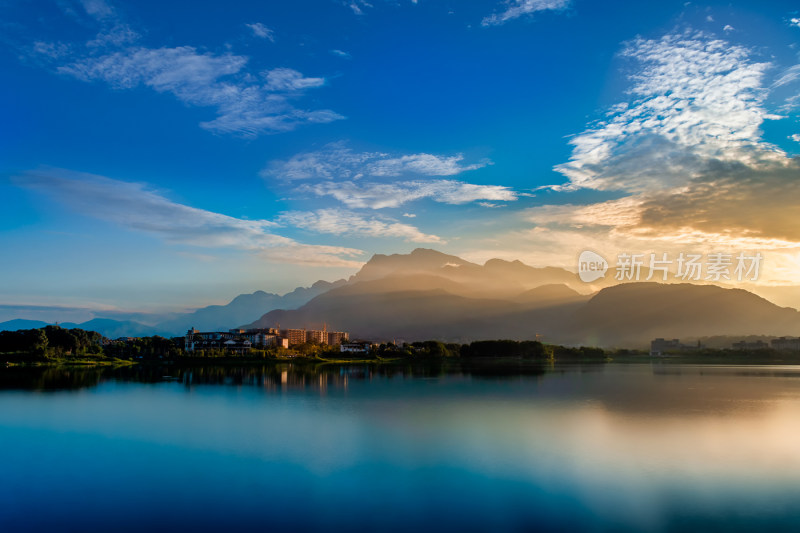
xmin=81 ymin=0 xmax=115 ymax=21
xmin=343 ymin=0 xmax=421 ymax=15
xmin=264 ymin=143 xmax=510 ymax=209
xmin=17 ymin=169 xmax=363 ymax=267
xmin=305 ymin=179 xmax=517 ymax=209
xmin=263 ymin=142 xmax=490 ymax=181
xmin=246 ymin=22 xmax=275 ymax=42
xmin=476 ymin=29 xmax=800 ymax=284
xmin=26 ymin=4 xmax=339 ymax=137
xmin=774 ymin=65 xmax=800 ymax=88
xmin=482 ymin=0 xmax=570 ymax=27
xmin=32 ymin=41 xmax=71 ymax=59
xmin=263 ymin=67 xmax=325 ymax=91
xmin=526 ymin=197 xmax=644 ymax=228
xmin=74 ymin=0 xmax=139 ymax=48
xmin=723 ymin=24 xmax=734 ymax=33
xmin=791 ymin=134 xmax=800 ymax=143
xmin=366 ymin=153 xmax=489 ymax=176
xmin=347 ymin=0 xmax=373 ymax=14
xmin=402 ymin=213 xmax=416 ymax=218
xmin=555 ymin=30 xmax=779 ymax=192
xmin=331 ymin=49 xmax=352 ymax=59
xmin=277 ymin=209 xmax=443 ymax=243
xmin=86 ymin=23 xmax=139 ymax=48
xmin=58 ymin=46 xmax=342 ymax=136
xmin=790 ymin=18 xmax=800 ymax=28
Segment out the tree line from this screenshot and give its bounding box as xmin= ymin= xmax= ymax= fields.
xmin=1 ymin=326 xmax=608 ymax=362
xmin=0 ymin=326 xmax=103 ymax=358
xmin=375 ymin=339 xmax=606 ymax=360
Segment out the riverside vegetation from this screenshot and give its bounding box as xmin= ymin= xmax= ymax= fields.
xmin=3 ymin=325 xmax=798 ymax=367
xmin=0 ymin=325 xmax=612 ymax=365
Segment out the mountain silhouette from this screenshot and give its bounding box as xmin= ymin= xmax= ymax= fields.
xmin=156 ymin=279 xmax=346 ymax=334
xmin=246 ymin=250 xmax=800 ymax=347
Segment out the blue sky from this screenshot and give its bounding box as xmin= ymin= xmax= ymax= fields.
xmin=2 ymin=0 xmax=800 ymax=313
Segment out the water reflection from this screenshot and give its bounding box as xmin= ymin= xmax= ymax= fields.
xmin=0 ymin=360 xmax=552 ymax=392
xmin=3 ymin=362 xmax=800 ymax=532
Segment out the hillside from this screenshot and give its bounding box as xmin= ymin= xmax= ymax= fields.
xmin=155 ymin=279 xmax=346 ymax=334
xmin=5 ymin=249 xmax=798 ymax=347
xmin=245 ymin=250 xmax=800 ymax=347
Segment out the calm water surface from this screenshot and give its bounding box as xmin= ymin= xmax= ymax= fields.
xmin=2 ymin=362 xmax=800 ymax=532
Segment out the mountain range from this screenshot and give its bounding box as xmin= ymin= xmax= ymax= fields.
xmin=0 ymin=280 xmax=345 ymax=339
xmin=3 ymin=248 xmax=799 ymax=348
xmin=155 ymin=279 xmax=347 ymax=334
xmin=246 ymin=249 xmax=800 ymax=348
xmin=0 ymin=318 xmax=173 ymax=339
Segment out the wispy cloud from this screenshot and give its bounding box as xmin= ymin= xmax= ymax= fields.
xmin=57 ymin=47 xmax=342 ymax=136
xmin=485 ymin=30 xmax=800 ymax=283
xmin=80 ymin=0 xmax=115 ymax=22
xmin=347 ymin=1 xmax=371 ymax=15
xmin=23 ymin=4 xmax=341 ymax=137
xmin=16 ymin=169 xmax=363 ymax=267
xmin=774 ymin=65 xmax=800 ymax=88
xmin=246 ymin=22 xmax=275 ymax=42
xmin=264 ymin=142 xmax=511 ymax=209
xmin=277 ymin=209 xmax=443 ymax=243
xmin=73 ymin=0 xmax=139 ymax=48
xmin=342 ymin=0 xmax=423 ymax=16
xmin=263 ymin=142 xmax=491 ymax=181
xmin=86 ymin=23 xmax=139 ymax=48
xmin=790 ymin=17 xmax=800 ymax=29
xmin=633 ymin=160 xmax=800 ymax=243
xmin=482 ymin=0 xmax=571 ymax=27
xmin=304 ymin=179 xmax=517 ymax=209
xmin=330 ymin=49 xmax=352 ymax=59
xmin=32 ymin=41 xmax=71 ymax=59
xmin=555 ymin=30 xmax=778 ymax=193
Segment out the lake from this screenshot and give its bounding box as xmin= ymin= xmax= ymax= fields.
xmin=2 ymin=361 xmax=800 ymax=532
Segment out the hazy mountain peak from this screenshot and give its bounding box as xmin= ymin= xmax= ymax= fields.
xmin=229 ymin=291 xmax=280 ymax=305
xmin=484 ymin=258 xmax=523 ymax=267
xmin=352 ymin=248 xmax=475 ymax=283
xmin=156 ymin=280 xmax=346 ymax=334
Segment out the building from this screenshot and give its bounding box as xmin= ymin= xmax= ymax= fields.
xmin=282 ymin=329 xmax=307 ymax=346
xmin=341 ymin=342 xmax=370 ymax=354
xmin=306 ymin=329 xmax=327 ymax=344
xmin=650 ymin=338 xmax=680 ymax=356
xmin=732 ymin=340 xmax=769 ymax=351
xmin=650 ymin=338 xmax=702 ymax=356
xmin=185 ymin=328 xmax=258 ymax=352
xmin=224 ymin=338 xmax=251 ymax=355
xmin=185 ymin=328 xmax=225 ymax=352
xmin=282 ymin=328 xmax=347 ymax=346
xmin=185 ymin=326 xmax=348 ymax=352
xmin=243 ymin=328 xmax=283 ymax=348
xmin=327 ymin=331 xmax=349 ymax=345
xmin=771 ymin=337 xmax=800 ymax=351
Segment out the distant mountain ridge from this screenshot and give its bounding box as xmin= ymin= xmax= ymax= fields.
xmin=4 ymin=249 xmax=799 ymax=346
xmin=155 ymin=279 xmax=346 ymax=334
xmin=245 ymin=249 xmax=800 ymax=348
xmin=0 ymin=280 xmax=347 ymax=338
xmin=0 ymin=318 xmax=172 ymax=339
xmin=347 ymin=248 xmax=585 ymax=298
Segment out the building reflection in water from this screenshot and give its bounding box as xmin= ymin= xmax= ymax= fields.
xmin=0 ymin=359 xmax=551 ymax=393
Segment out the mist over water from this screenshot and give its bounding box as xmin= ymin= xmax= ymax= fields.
xmin=2 ymin=363 xmax=800 ymax=532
